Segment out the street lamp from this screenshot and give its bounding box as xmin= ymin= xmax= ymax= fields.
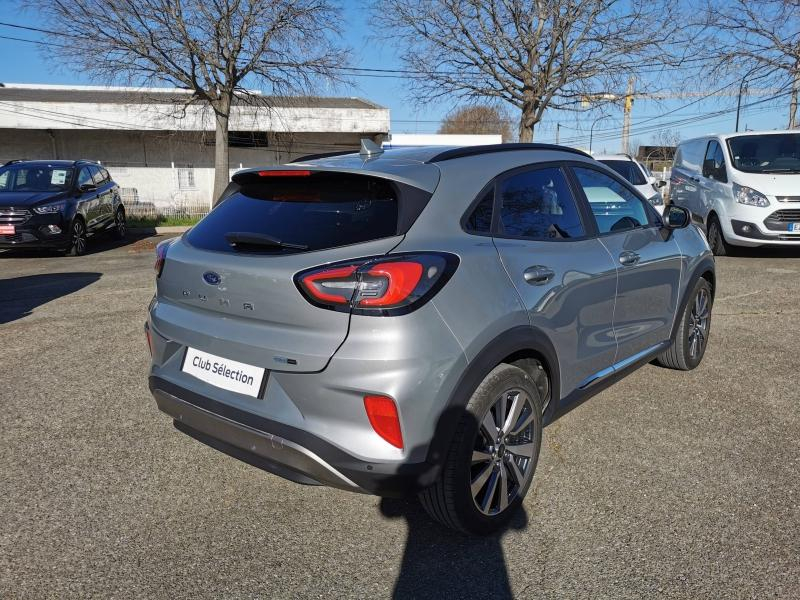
xmin=589 ymin=115 xmax=610 ymax=154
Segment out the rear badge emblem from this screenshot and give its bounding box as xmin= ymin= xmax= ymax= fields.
xmin=203 ymin=271 xmax=222 ymax=286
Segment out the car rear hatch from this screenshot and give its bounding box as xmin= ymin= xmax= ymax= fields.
xmin=151 ymin=167 xmax=437 ymax=373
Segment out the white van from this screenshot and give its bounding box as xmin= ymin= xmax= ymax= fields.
xmin=670 ymin=131 xmax=800 ymax=255
xmin=594 ymin=153 xmax=667 ymax=215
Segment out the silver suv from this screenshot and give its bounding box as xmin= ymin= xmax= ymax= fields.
xmin=146 ymin=143 xmax=715 ymax=534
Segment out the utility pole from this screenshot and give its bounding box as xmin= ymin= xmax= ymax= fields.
xmin=556 ymin=122 xmax=561 ymax=144
xmin=790 ymin=62 xmax=799 ymax=129
xmin=621 ymin=77 xmax=634 ymax=154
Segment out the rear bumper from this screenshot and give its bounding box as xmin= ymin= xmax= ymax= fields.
xmin=149 ymin=376 xmax=439 ymax=496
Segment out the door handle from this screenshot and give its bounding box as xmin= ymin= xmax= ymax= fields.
xmin=618 ymin=251 xmax=640 ymax=266
xmin=523 ymin=266 xmax=555 ymax=285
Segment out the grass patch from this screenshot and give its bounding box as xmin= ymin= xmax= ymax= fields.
xmin=127 ymin=215 xmax=204 ymax=228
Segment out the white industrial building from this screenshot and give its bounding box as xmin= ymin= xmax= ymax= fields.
xmin=0 ymin=83 xmax=389 ymax=210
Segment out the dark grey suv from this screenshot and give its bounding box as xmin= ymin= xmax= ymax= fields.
xmin=147 ymin=143 xmax=714 ymax=534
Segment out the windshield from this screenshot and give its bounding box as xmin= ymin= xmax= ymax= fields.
xmin=727 ymin=134 xmax=800 ymax=174
xmin=0 ymin=165 xmax=75 ymax=192
xmin=598 ymin=160 xmax=646 ymax=185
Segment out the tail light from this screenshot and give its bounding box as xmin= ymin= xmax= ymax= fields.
xmin=154 ymin=239 xmax=173 ymax=278
xmin=295 ymin=253 xmax=458 ymax=315
xmin=364 ymin=395 xmax=403 ymax=449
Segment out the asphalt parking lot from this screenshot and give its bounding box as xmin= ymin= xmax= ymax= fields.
xmin=1 ymin=235 xmax=798 ymax=599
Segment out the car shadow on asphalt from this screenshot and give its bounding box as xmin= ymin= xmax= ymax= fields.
xmin=0 ymin=272 xmax=101 ymax=324
xmin=380 ymin=497 xmax=527 ymax=599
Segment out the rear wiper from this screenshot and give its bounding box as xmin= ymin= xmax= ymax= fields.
xmin=225 ymin=232 xmax=308 ymax=251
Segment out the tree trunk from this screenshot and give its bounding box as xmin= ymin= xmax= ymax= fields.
xmin=518 ymin=99 xmax=537 ymax=143
xmin=212 ymin=105 xmax=231 ymax=208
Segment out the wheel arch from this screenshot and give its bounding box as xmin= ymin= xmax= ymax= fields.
xmin=424 ymin=325 xmax=560 ymax=468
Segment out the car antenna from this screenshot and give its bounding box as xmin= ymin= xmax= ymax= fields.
xmin=359 ymin=138 xmax=383 ymax=158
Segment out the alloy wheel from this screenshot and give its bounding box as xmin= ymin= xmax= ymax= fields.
xmin=471 ymin=388 xmax=537 ymax=516
xmin=72 ymin=221 xmax=87 ymax=255
xmin=688 ymin=287 xmax=710 ymax=359
xmin=115 ymin=210 xmax=126 ymax=238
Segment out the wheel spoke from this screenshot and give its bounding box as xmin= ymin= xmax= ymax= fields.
xmin=498 ymin=463 xmax=509 ymax=511
xmin=471 ymin=462 xmax=493 ymax=497
xmin=481 ymin=411 xmax=497 ymax=440
xmin=510 ymin=409 xmax=534 ymax=436
xmin=495 ymin=393 xmax=507 ymax=432
xmin=503 ymin=391 xmax=525 ymax=434
xmin=507 ymin=441 xmax=535 ymax=458
xmin=480 ymin=469 xmax=500 ymax=513
xmin=507 ymin=456 xmax=525 ymax=485
xmin=471 ymin=450 xmax=492 ymax=464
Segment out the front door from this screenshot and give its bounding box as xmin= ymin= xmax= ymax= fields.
xmin=491 ymin=163 xmax=618 ymax=396
xmin=570 ymin=165 xmax=682 ymax=362
xmin=76 ymin=166 xmax=101 ymax=231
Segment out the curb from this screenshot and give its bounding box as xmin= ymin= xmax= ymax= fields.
xmin=128 ymin=225 xmax=192 ymax=235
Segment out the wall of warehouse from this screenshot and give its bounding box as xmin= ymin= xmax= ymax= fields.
xmin=0 ymin=129 xmax=370 ymax=208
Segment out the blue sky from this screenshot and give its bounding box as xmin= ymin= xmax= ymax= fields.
xmin=0 ymin=0 xmax=790 ymax=152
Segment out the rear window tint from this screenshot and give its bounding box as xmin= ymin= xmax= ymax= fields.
xmin=186 ymin=173 xmax=401 ymax=254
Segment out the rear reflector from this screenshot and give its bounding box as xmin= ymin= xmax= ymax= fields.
xmin=145 ymin=325 xmax=153 ymax=356
xmin=295 ymin=253 xmax=458 ymax=316
xmin=364 ymin=395 xmax=403 ymax=449
xmin=257 ymin=170 xmax=312 ymax=177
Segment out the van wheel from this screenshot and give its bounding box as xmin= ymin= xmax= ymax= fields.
xmin=419 ymin=364 xmax=543 ymax=535
xmin=707 ymin=215 xmax=733 ymax=256
xmin=656 ymin=278 xmax=713 ymax=370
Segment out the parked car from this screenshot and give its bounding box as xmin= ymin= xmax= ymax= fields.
xmin=595 ymin=153 xmax=666 ymax=214
xmin=670 ymin=130 xmax=800 ymax=255
xmin=0 ymin=159 xmax=126 ymax=255
xmin=146 ymin=143 xmax=714 ymax=534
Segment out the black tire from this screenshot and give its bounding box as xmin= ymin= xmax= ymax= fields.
xmin=656 ymin=278 xmax=713 ymax=371
xmin=112 ymin=207 xmax=127 ymax=240
xmin=707 ymin=215 xmax=734 ymax=257
xmin=419 ymin=364 xmax=543 ymax=535
xmin=67 ymin=218 xmax=88 ymax=256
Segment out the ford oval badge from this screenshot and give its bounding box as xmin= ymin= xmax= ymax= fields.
xmin=203 ymin=271 xmax=221 ymax=286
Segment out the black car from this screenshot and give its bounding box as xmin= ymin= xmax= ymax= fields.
xmin=0 ymin=159 xmax=126 ymax=255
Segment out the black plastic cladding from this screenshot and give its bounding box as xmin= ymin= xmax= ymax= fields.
xmin=294 ymin=252 xmax=460 ymax=317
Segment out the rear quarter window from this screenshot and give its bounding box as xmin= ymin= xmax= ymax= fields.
xmin=186 ymin=172 xmax=427 ymax=254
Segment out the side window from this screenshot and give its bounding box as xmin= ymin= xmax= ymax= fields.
xmin=703 ymin=141 xmax=728 ymax=183
xmin=465 ymin=189 xmax=494 ymax=233
xmin=90 ymin=165 xmax=105 ymax=185
xmin=100 ymin=168 xmax=111 ymax=183
xmin=573 ymin=166 xmax=651 ymax=234
xmin=77 ymin=167 xmax=94 ymax=189
xmin=498 ymin=167 xmax=585 ymax=240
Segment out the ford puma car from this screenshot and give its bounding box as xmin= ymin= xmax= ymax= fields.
xmin=147 ymin=143 xmax=715 ymax=534
xmin=0 ymin=160 xmax=126 ymax=255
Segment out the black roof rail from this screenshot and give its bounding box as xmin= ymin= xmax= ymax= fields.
xmin=426 ymin=143 xmax=591 ymax=163
xmin=290 ymin=149 xmax=358 ymax=163
xmin=3 ymin=159 xmax=26 ymax=166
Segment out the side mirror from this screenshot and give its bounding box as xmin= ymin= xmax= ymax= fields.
xmin=656 ymin=180 xmax=667 ymax=188
xmin=664 ymin=205 xmax=690 ymax=229
xmin=79 ymin=183 xmax=97 ymax=193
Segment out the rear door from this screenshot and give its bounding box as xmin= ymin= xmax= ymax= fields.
xmin=92 ymin=166 xmax=114 ymax=225
xmin=570 ymin=165 xmax=682 ymax=362
xmin=75 ymin=166 xmax=101 ymax=231
xmin=490 ymin=163 xmax=619 ymax=395
xmin=153 ymin=170 xmax=431 ymax=375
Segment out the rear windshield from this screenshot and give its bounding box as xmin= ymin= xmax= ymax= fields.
xmin=598 ymin=160 xmax=646 ymax=185
xmin=186 ymin=172 xmax=406 ymax=254
xmin=0 ymin=165 xmax=74 ymax=192
xmin=727 ymin=133 xmax=800 ymax=173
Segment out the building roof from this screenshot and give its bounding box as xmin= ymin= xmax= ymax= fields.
xmin=0 ymin=83 xmax=383 ymax=110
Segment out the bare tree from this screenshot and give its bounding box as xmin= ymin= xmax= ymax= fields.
xmin=375 ymin=0 xmax=677 ymax=142
xmin=438 ymin=105 xmax=514 ymax=141
xmin=27 ymin=0 xmax=348 ymax=204
xmin=703 ymin=0 xmax=800 ymax=128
